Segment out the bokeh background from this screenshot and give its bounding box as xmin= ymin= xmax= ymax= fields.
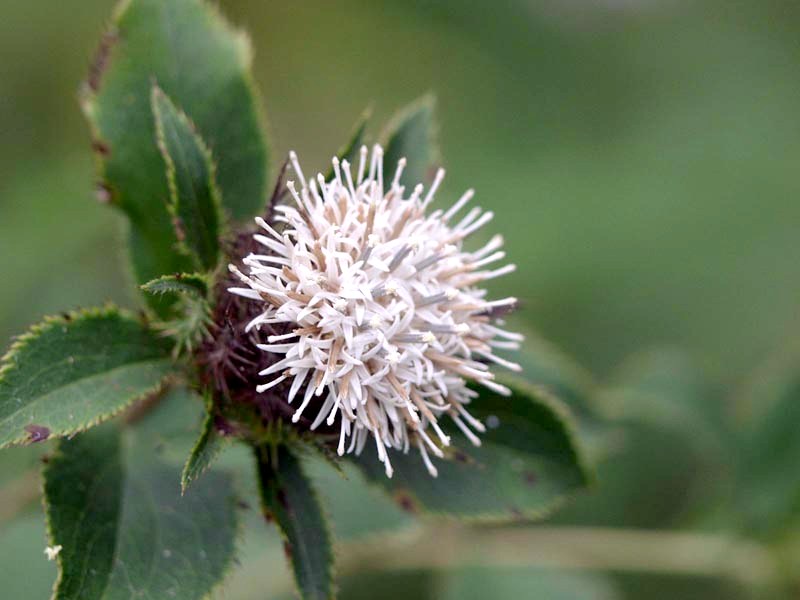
xmin=2 ymin=0 xmax=800 ymax=598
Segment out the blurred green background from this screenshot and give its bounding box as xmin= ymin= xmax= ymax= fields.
xmin=2 ymin=0 xmax=800 ymax=598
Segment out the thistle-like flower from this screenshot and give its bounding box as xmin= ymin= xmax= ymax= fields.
xmin=228 ymin=145 xmax=521 ymax=477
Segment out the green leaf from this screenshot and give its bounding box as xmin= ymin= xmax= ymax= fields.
xmin=82 ymin=0 xmax=269 ymax=304
xmin=599 ymin=348 xmax=726 ymax=438
xmin=324 ymin=108 xmax=370 ymax=181
xmin=552 ymin=349 xmax=729 ymax=529
xmin=381 ymin=95 xmax=438 ymax=190
xmin=734 ymin=352 xmax=800 ymax=535
xmin=181 ymin=401 xmax=227 ymax=494
xmin=141 ymin=272 xmax=208 ymax=297
xmin=129 ymin=385 xmax=206 ymax=461
xmin=256 ymin=444 xmax=334 ymax=600
xmin=352 ymin=377 xmax=590 ymax=522
xmin=0 ymin=307 xmax=174 ymax=449
xmin=44 ymin=424 xmax=238 ymax=600
xmin=44 ymin=425 xmax=123 ymax=599
xmin=303 ymin=457 xmax=414 ymax=542
xmin=513 ymin=323 xmax=598 ymax=415
xmin=152 ymin=86 xmax=223 ymax=271
xmin=548 ymin=422 xmax=711 ymax=529
xmin=510 ymin=323 xmax=618 ymax=468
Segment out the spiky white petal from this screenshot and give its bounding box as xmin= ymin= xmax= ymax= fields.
xmin=230 ymin=145 xmax=521 ymax=477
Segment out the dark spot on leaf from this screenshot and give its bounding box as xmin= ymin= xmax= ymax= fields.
xmin=91 ymin=140 xmax=110 ymax=156
xmin=262 ymin=508 xmax=274 ymax=523
xmin=61 ymin=312 xmax=72 ymax=322
xmin=524 ymin=471 xmax=537 ymax=486
xmin=87 ymin=30 xmax=118 ymax=92
xmin=40 ymin=454 xmax=50 ymax=464
xmin=277 ymin=489 xmax=291 ymax=513
xmin=283 ymin=541 xmax=293 ymax=560
xmin=24 ymin=425 xmax=50 ymax=443
xmin=444 ymin=446 xmax=478 ymax=466
xmin=236 ymin=500 xmax=251 ymax=510
xmin=395 ymin=490 xmax=417 ymax=514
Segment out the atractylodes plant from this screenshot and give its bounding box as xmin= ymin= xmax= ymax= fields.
xmin=0 ymin=1 xmax=591 ymax=598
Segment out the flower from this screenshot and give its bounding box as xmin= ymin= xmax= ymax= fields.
xmin=44 ymin=545 xmax=62 ymax=561
xmin=228 ymin=145 xmax=522 ymax=477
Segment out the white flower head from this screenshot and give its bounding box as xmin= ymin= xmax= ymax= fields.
xmin=228 ymin=145 xmax=522 ymax=478
xmin=44 ymin=545 xmax=62 ymax=561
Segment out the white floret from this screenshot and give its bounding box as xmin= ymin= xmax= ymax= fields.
xmin=229 ymin=145 xmax=521 ymax=477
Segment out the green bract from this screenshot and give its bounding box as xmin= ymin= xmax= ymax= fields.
xmin=141 ymin=272 xmax=209 ymax=298
xmin=181 ymin=393 xmax=226 ymax=494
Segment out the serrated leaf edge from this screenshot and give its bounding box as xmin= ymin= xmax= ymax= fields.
xmin=0 ymin=306 xmax=176 ymax=449
xmin=257 ymin=443 xmax=337 ymax=600
xmin=151 ymin=85 xmax=226 ymax=270
xmin=192 ymin=0 xmax=273 ymax=223
xmin=79 ymin=0 xmax=271 ymax=311
xmin=141 ymin=273 xmax=209 ymax=298
xmin=181 ymin=404 xmax=228 ymax=495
